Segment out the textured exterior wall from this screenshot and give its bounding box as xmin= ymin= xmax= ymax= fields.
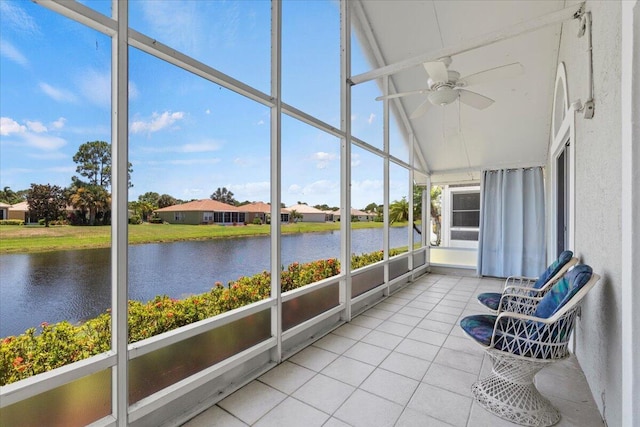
xmin=552 ymin=2 xmax=623 ymax=425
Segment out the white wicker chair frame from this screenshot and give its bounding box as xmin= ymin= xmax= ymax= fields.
xmin=467 ymin=273 xmax=600 ymax=426
xmin=484 ymin=257 xmax=579 ymax=313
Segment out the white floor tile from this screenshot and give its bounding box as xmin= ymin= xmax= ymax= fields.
xmin=361 ymin=329 xmax=404 ymax=350
xmin=289 ymin=346 xmax=339 ymax=372
xmin=422 ymin=362 xmax=478 ymax=398
xmin=395 ymin=338 xmax=440 ymax=361
xmin=360 ymin=368 xmax=420 ymax=405
xmin=253 ymin=397 xmax=329 ymax=427
xmin=395 ymin=408 xmax=456 ymax=426
xmin=218 ymin=381 xmax=287 ymax=425
xmin=258 ymin=361 xmax=315 ymax=394
xmin=312 ymin=333 xmax=358 ymax=355
xmin=322 ymin=355 xmax=376 ymax=387
xmin=375 ymin=320 xmax=414 ymax=337
xmin=334 ymin=389 xmax=403 ymax=427
xmin=406 ymin=327 xmax=448 ymax=347
xmin=379 ymin=352 xmax=432 ymax=381
xmin=333 ymin=323 xmax=372 ymax=341
xmin=182 ymin=406 xmax=248 ymax=427
xmin=292 ymin=373 xmax=355 ymax=414
xmin=407 ymin=383 xmax=472 ymax=427
xmin=433 ymin=347 xmax=484 ymax=375
xmin=344 ymin=341 xmax=391 ymax=366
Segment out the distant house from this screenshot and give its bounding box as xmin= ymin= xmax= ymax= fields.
xmin=7 ymin=201 xmax=38 ymax=223
xmin=323 ymin=209 xmax=339 ymax=222
xmin=0 ymin=202 xmax=9 ymax=220
xmin=286 ymin=204 xmax=326 ymax=223
xmin=237 ymin=202 xmax=290 ymax=224
xmin=154 ymin=199 xmax=245 ymax=225
xmin=350 ymin=208 xmax=374 ymax=222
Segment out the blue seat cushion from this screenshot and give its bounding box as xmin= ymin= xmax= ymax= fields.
xmin=534 ymin=264 xmax=593 ymax=318
xmin=460 ymin=314 xmax=499 ymax=346
xmin=531 ymin=250 xmax=574 ymax=289
xmin=476 ymin=251 xmax=573 ymax=311
xmin=477 ymin=292 xmax=502 ymax=311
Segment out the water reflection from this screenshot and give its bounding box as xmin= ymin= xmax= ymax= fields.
xmin=1 ymin=227 xmax=418 ymax=336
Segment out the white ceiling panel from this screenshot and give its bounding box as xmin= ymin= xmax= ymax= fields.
xmin=353 ymin=0 xmax=568 ymax=179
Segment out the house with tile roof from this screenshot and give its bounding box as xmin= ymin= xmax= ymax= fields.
xmin=286 ymin=204 xmax=326 ymax=223
xmin=154 ymin=199 xmax=245 ymax=225
xmin=237 ymin=202 xmax=290 ymax=224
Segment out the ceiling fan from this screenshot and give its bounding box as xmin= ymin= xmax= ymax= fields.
xmin=376 ymin=56 xmax=523 ymax=119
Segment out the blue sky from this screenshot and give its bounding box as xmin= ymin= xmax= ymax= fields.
xmin=0 ymin=0 xmax=410 ymax=209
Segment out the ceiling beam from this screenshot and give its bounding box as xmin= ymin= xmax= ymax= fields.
xmin=350 ymin=2 xmax=583 ymax=85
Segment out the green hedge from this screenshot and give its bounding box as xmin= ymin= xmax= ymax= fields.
xmin=0 ymin=219 xmax=24 ymax=226
xmin=1 ymin=258 xmax=340 ymax=385
xmin=1 ymin=248 xmax=410 ymax=385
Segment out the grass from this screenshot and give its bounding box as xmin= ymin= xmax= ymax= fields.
xmin=0 ymin=221 xmax=404 ymax=254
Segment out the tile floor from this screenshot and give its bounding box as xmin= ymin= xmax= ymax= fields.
xmin=183 ymin=273 xmax=604 ymax=427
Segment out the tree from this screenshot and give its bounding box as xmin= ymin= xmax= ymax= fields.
xmin=363 ymin=202 xmax=381 ymax=213
xmin=289 ymin=209 xmax=303 ymax=223
xmin=138 ymin=191 xmax=160 ymax=207
xmin=210 ymin=187 xmax=238 ymax=205
xmin=0 ymin=186 xmax=26 ymax=204
xmin=157 ymin=194 xmax=178 ymax=209
xmin=430 ymin=186 xmax=442 ymax=246
xmin=26 ymin=183 xmax=66 ymax=227
xmin=389 ymin=197 xmax=409 ymax=224
xmin=69 ymin=185 xmax=111 ymax=225
xmin=72 ymin=140 xmax=133 ymax=189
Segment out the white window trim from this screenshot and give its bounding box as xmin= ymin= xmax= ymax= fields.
xmin=549 ymin=62 xmax=576 ymax=260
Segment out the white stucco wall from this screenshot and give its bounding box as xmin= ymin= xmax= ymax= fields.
xmin=550 ymin=2 xmax=623 ymax=425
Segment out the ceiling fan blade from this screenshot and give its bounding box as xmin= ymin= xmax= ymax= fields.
xmin=423 ymin=61 xmax=449 ymax=82
xmin=410 ymin=98 xmax=433 ymax=119
xmin=458 ymin=89 xmax=494 ymax=110
xmin=461 ymin=62 xmax=523 ymax=87
xmin=375 ymin=88 xmax=431 ymax=101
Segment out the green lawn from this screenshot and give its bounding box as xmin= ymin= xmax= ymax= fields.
xmin=0 ymin=221 xmax=403 ymax=254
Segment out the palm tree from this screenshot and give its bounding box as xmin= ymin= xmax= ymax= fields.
xmin=69 ymin=185 xmax=110 ymax=225
xmin=389 ymin=197 xmax=409 ymax=224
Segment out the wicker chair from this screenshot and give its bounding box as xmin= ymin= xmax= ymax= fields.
xmin=460 ymin=264 xmax=600 ymax=426
xmin=476 ymin=250 xmax=578 ymax=313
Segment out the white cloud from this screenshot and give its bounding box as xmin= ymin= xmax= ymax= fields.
xmin=367 ymin=113 xmax=376 ymax=125
xmin=131 ymin=111 xmax=185 ymax=134
xmin=0 ymin=117 xmax=26 ymax=135
xmin=21 ymin=132 xmax=67 ymax=151
xmin=182 ymin=188 xmax=204 ymax=197
xmin=256 ymin=119 xmax=265 ymax=125
xmin=288 ymin=184 xmax=302 ymax=194
xmin=181 ymin=141 xmax=220 ymax=153
xmin=146 ymin=158 xmax=220 ymax=166
xmin=39 ymin=82 xmax=78 ymax=103
xmin=51 ymin=117 xmax=66 ymax=129
xmin=26 ymin=120 xmax=47 ymax=133
xmin=0 ymin=116 xmax=67 ymax=151
xmin=351 ymin=153 xmax=361 ymax=168
xmin=0 ymin=2 xmax=39 ymax=34
xmin=228 ymin=181 xmax=270 ymax=199
xmin=205 ymin=109 xmax=211 ymax=115
xmin=141 ymin=1 xmax=202 ymax=53
xmin=0 ymin=39 xmax=28 ymax=67
xmin=78 ymin=69 xmax=110 ymax=108
xmin=312 ymin=151 xmax=338 ymax=169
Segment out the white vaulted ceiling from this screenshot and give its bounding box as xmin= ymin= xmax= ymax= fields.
xmin=351 ymin=0 xmax=574 ymax=182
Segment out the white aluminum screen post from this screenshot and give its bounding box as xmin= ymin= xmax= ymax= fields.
xmin=270 ymin=0 xmax=282 ymax=363
xmin=382 ymin=76 xmax=390 ymax=295
xmin=112 ymin=0 xmax=129 ymax=424
xmin=408 ymin=133 xmax=415 ymax=271
xmin=425 ymin=176 xmax=431 ymax=257
xmin=339 ymin=0 xmax=352 ymax=321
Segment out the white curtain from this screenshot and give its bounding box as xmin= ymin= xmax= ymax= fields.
xmin=478 ymin=167 xmax=545 ymax=277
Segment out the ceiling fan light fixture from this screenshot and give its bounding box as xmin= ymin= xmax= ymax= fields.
xmin=428 ymin=87 xmax=458 ymax=106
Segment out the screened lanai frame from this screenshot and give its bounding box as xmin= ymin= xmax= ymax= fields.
xmin=0 ymin=1 xmax=429 ymax=425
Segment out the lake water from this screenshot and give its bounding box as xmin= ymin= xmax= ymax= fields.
xmin=0 ymin=227 xmax=418 ymax=337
